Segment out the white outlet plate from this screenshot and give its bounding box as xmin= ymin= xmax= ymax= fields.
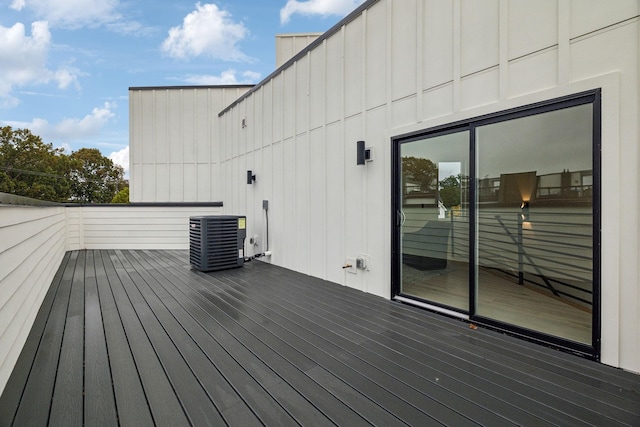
xmin=345 ymin=258 xmax=357 ymax=274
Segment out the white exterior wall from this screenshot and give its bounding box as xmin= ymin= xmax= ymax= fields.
xmin=66 ymin=205 xmax=222 ymax=250
xmin=214 ymin=0 xmax=640 ymax=373
xmin=275 ymin=33 xmax=323 ymax=68
xmin=129 ymin=86 xmax=252 ymax=203
xmin=0 ymin=206 xmax=66 ymax=394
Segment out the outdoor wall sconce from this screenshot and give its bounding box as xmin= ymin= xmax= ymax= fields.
xmin=520 ymin=201 xmax=530 ymax=221
xmin=247 ymin=170 xmax=256 ymax=184
xmin=356 ymin=140 xmax=373 ymax=165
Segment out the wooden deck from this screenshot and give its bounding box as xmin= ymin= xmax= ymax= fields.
xmin=1 ymin=250 xmax=639 ymax=426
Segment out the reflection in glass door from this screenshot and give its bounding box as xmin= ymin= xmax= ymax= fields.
xmin=399 ymin=130 xmax=470 ymax=311
xmin=475 ymin=103 xmax=595 ymax=344
xmin=393 ymin=90 xmax=600 ymax=357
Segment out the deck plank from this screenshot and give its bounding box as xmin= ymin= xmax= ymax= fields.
xmin=141 ymin=250 xmax=408 ymax=426
xmin=0 ymin=252 xmax=70 ymax=427
xmin=230 ymin=256 xmax=638 ymax=426
xmin=95 ymin=251 xmax=155 ymax=426
xmin=83 ymin=251 xmax=118 ymax=426
xmin=10 ymin=251 xmax=77 ymax=427
xmin=150 ymin=251 xmax=471 ymax=426
xmin=2 ymin=249 xmax=639 ymax=427
xmin=289 ymin=274 xmax=640 ymax=423
xmin=49 ymin=250 xmax=86 ymax=426
xmin=201 ymin=260 xmax=537 ymax=426
xmin=115 ymin=250 xmax=260 ymax=426
xmin=211 ymin=260 xmax=551 ymax=426
xmin=106 ymin=251 xmax=191 ymax=426
xmin=130 ymin=250 xmax=360 ymax=426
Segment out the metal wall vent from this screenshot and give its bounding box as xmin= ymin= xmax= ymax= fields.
xmin=189 ymin=215 xmax=246 ymax=272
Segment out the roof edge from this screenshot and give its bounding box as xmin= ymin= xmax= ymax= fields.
xmin=129 ymin=85 xmax=255 ymax=91
xmin=218 ymin=0 xmax=381 ymax=117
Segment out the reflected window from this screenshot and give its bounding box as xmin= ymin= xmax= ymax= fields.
xmin=476 ymin=103 xmax=594 ymax=344
xmin=399 ymin=131 xmax=470 ymax=311
xmin=394 ymin=90 xmax=600 ymax=355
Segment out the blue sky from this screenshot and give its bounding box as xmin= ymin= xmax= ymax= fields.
xmin=0 ymin=0 xmax=365 ymax=176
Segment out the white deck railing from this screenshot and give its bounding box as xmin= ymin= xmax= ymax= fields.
xmin=0 ymin=203 xmax=222 ymax=395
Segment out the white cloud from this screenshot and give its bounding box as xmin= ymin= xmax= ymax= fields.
xmin=54 ymin=102 xmax=116 ymax=139
xmin=3 ymin=102 xmax=116 ymax=142
xmin=9 ymin=0 xmax=26 ymax=11
xmin=106 ymin=20 xmax=156 ymax=37
xmin=161 ymin=3 xmax=250 ymax=61
xmin=182 ymin=69 xmax=261 ymax=85
xmin=0 ymin=21 xmax=82 ymax=103
xmin=0 ymin=96 xmax=20 ymax=109
xmin=57 ymin=142 xmax=72 ymax=154
xmin=11 ymin=0 xmax=149 ymax=34
xmin=280 ymin=0 xmax=365 ymax=24
xmin=12 ymin=0 xmax=120 ymax=29
xmin=109 ymin=146 xmax=129 ymax=177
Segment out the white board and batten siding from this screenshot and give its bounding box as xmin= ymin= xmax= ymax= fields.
xmin=215 ymin=0 xmax=640 ymax=373
xmin=275 ymin=33 xmax=323 ymax=68
xmin=129 ymin=85 xmax=253 ymax=203
xmin=0 ymin=206 xmax=67 ymax=394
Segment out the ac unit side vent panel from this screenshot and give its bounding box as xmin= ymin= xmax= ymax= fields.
xmin=189 ymin=215 xmax=246 ymax=272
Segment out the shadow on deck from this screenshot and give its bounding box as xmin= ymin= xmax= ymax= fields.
xmin=1 ymin=250 xmax=639 ymax=426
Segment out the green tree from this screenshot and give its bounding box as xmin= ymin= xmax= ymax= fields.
xmin=402 ymin=156 xmax=437 ymax=193
xmin=0 ymin=126 xmax=75 ymax=201
xmin=439 ymin=174 xmax=461 ymax=208
xmin=70 ymin=148 xmax=124 ymax=203
xmin=111 ymin=186 xmax=130 ymax=204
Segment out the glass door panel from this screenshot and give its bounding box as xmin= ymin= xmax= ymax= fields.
xmin=475 ymin=104 xmax=594 ymax=344
xmin=399 ymin=131 xmax=470 ymax=311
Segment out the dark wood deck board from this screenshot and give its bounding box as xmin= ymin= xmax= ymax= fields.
xmin=115 ymin=255 xmax=228 ymax=427
xmin=296 ymin=267 xmax=640 ymax=394
xmin=1 ymin=249 xmax=639 ymax=427
xmin=201 ymin=257 xmax=548 ymax=426
xmin=48 ymin=249 xmax=84 ymax=426
xmin=214 ymin=250 xmax=638 ymax=424
xmin=250 ymin=263 xmax=639 ymax=424
xmin=128 ymin=250 xmax=368 ymax=426
xmin=0 ymin=252 xmax=72 ymax=427
xmin=175 ymin=260 xmax=505 ymax=425
xmin=146 ymin=251 xmax=450 ymax=426
xmin=115 ymin=251 xmax=270 ymax=426
xmin=84 ymin=251 xmax=118 ymax=426
xmin=94 ymin=250 xmax=154 ymax=426
xmin=106 ymin=251 xmax=191 ymax=426
xmin=9 ymin=251 xmax=77 ymax=427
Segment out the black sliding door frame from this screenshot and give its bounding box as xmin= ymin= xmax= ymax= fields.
xmin=391 ymin=89 xmax=601 ymax=360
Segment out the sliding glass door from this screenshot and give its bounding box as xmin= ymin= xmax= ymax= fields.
xmin=398 ymin=130 xmax=470 ymax=311
xmin=475 ymin=103 xmax=595 ymax=344
xmin=392 ymin=90 xmax=600 ymax=358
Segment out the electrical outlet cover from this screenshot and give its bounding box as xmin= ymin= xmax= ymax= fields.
xmin=345 ymin=258 xmax=357 ymax=274
xmin=358 ymin=254 xmax=370 ymax=271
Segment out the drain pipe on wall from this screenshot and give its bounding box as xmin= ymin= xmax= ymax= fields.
xmin=263 ymin=199 xmax=270 ymax=255
xmin=243 ymin=200 xmax=272 ymax=262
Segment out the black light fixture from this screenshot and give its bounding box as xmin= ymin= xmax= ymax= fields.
xmin=247 ymin=170 xmax=256 ymax=184
xmin=520 ymin=201 xmax=530 ymax=221
xmin=356 ymin=140 xmax=372 ymax=165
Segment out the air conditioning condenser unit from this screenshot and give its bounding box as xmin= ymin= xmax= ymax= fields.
xmin=189 ymin=215 xmax=246 ymax=272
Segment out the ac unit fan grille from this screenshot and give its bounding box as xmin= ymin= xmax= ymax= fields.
xmin=189 ymin=215 xmax=246 ymax=272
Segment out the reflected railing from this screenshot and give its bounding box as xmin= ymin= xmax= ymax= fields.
xmin=476 ymin=209 xmax=593 ymax=307
xmin=403 ymin=208 xmax=594 ymax=308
